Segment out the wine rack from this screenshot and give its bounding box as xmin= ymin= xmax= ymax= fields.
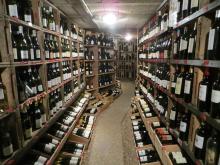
xmin=116 ymin=39 xmax=137 ymax=80
xmin=84 ymin=30 xmax=117 ymax=94
xmin=0 ymin=0 xmax=86 ymax=164
xmin=137 ymin=0 xmax=220 ymax=165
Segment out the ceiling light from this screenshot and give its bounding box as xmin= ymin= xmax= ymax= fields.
xmin=103 ymin=13 xmax=117 ymax=25
xmin=125 ymin=33 xmax=132 ymax=41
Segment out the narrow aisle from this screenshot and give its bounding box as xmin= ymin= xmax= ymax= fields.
xmin=85 ymin=81 xmax=135 ymax=165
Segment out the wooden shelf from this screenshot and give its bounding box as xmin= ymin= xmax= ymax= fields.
xmin=3 ymin=86 xmax=85 ymax=165
xmin=99 ymin=83 xmax=116 ymax=89
xmin=98 ymin=71 xmax=115 ymax=76
xmin=139 ymin=59 xmax=169 ymax=64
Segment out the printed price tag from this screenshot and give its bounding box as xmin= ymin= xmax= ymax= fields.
xmin=203 ymin=60 xmax=209 ymax=66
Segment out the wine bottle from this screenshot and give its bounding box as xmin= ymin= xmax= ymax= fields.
xmin=33 ymin=101 xmax=42 ymax=130
xmin=175 ymin=67 xmax=185 ymax=98
xmin=44 ymin=34 xmax=50 ymax=60
xmin=169 ymin=105 xmax=178 ymax=129
xmin=17 ymin=26 xmax=29 ymax=61
xmin=20 ymin=107 xmax=32 ymax=139
xmin=40 ymin=135 xmax=59 ymax=146
xmin=179 ymin=111 xmax=190 ymax=141
xmin=205 ymin=129 xmax=219 ymax=165
xmin=198 ymin=69 xmax=212 ymax=113
xmin=42 ymin=6 xmax=48 ymax=28
xmin=187 ymin=22 xmax=197 ymax=59
xmin=171 ymin=66 xmax=179 ymax=94
xmin=206 ymin=9 xmax=220 ymax=60
xmin=173 ymin=29 xmax=180 ymax=59
xmin=194 ymin=122 xmax=209 ymax=160
xmin=0 ymin=122 xmax=13 ymax=158
xmin=47 ymin=127 xmax=65 ymax=139
xmin=182 ymin=0 xmax=189 ymax=19
xmin=34 ymin=142 xmax=56 ymax=154
xmin=11 ymin=32 xmax=19 ymax=62
xmin=48 ymin=7 xmax=55 ymax=31
xmin=179 ymin=26 xmax=189 ymax=59
xmin=210 ymin=73 xmax=220 ymax=119
xmin=184 ymin=67 xmax=194 ymax=103
xmin=177 ymin=0 xmax=183 ymax=21
xmin=0 ymin=77 xmax=8 ymax=111
xmin=31 ymin=30 xmax=41 ymax=60
xmin=21 ymin=151 xmax=48 ymax=165
xmin=190 ymin=0 xmax=199 ymax=14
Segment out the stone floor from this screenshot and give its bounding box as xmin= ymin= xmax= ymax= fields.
xmin=83 ymin=81 xmax=137 ymax=165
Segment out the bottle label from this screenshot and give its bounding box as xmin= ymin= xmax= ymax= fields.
xmin=140 ymin=156 xmax=148 ymax=162
xmin=211 ymin=90 xmax=220 ymax=103
xmin=179 ymin=121 xmax=187 ymax=132
xmin=172 ymin=82 xmax=176 ymax=88
xmin=25 ymin=128 xmax=32 ymax=138
xmin=8 ymin=5 xmax=18 ymax=17
xmin=208 ymin=29 xmax=215 ymax=50
xmin=56 ymin=130 xmax=64 ymax=138
xmin=43 ymin=18 xmax=47 ymax=27
xmin=138 ymin=150 xmax=146 ymax=156
xmin=52 ymin=139 xmax=59 ymax=145
xmin=32 ymin=86 xmax=37 ymax=94
xmin=61 ymin=125 xmax=68 ymax=131
xmin=191 ymin=0 xmax=199 ymax=8
xmin=195 ymin=134 xmax=204 ymax=149
xmin=182 ymin=0 xmax=189 ymax=11
xmin=20 ymin=50 xmax=25 ymax=60
xmin=36 ymin=49 xmax=41 ymax=59
xmin=35 ymin=118 xmax=42 ymax=128
xmin=48 ymin=80 xmax=51 ymax=88
xmin=30 ymin=48 xmax=34 ymax=60
xmin=175 ymin=77 xmax=183 ymax=95
xmin=13 ymin=48 xmax=18 ymax=60
xmin=199 ymin=85 xmax=207 ymax=101
xmin=37 ymin=156 xmax=47 ymax=164
xmin=42 ymin=114 xmax=46 ymax=123
xmin=188 ymin=38 xmax=194 ymax=53
xmin=70 ymin=159 xmax=78 ymax=165
xmin=184 ymin=80 xmax=191 ymax=94
xmin=24 ymin=14 xmax=32 ymax=23
xmin=0 ymin=88 xmax=4 ymax=100
xmin=180 ymin=39 xmax=188 ymax=51
xmin=44 ymin=144 xmax=53 ymax=153
xmin=38 ymin=84 xmax=43 ymax=92
xmin=3 ymin=144 xmax=13 ymax=156
xmin=45 ymin=51 xmax=50 ymax=59
xmin=170 ymin=110 xmax=176 ymax=120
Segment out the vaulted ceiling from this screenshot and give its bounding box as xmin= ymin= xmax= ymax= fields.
xmin=50 ymin=0 xmax=162 ymax=34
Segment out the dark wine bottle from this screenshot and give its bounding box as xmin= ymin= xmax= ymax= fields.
xmin=7 ymin=0 xmax=18 ymax=18
xmin=182 ymin=0 xmax=190 ymax=19
xmin=206 ymin=9 xmax=220 ymax=60
xmin=210 ymin=73 xmax=220 ymax=119
xmin=169 ymin=105 xmax=178 ymax=129
xmin=194 ymin=122 xmax=209 ymax=160
xmin=0 ymin=122 xmax=13 ymax=158
xmin=190 ymin=0 xmax=199 ymax=14
xmin=179 ymin=111 xmax=190 ymax=141
xmin=175 ymin=67 xmax=185 ymax=98
xmin=205 ymin=129 xmax=219 ymax=165
xmin=184 ymin=67 xmax=194 ymax=103
xmin=187 ymin=22 xmax=197 ymax=59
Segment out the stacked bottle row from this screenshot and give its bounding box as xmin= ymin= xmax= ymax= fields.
xmin=17 ymin=95 xmax=88 ymax=164
xmin=84 ymin=33 xmax=114 ymax=47
xmin=99 ymin=62 xmax=114 ymax=73
xmin=98 ymin=75 xmax=113 ymax=87
xmin=130 ymin=102 xmax=161 ymax=164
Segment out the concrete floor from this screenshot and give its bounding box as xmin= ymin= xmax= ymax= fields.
xmin=84 ymin=81 xmax=135 ymax=165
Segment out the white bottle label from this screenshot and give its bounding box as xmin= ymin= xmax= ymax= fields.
xmin=44 ymin=144 xmax=53 ymax=153
xmin=184 ymin=80 xmax=191 ymax=94
xmin=195 ymin=134 xmax=204 ymax=149
xmin=180 ymin=121 xmax=187 ymax=132
xmin=8 ymin=5 xmax=18 ymax=17
xmin=182 ymin=0 xmax=189 ymax=11
xmin=37 ymin=156 xmax=47 ymax=164
xmin=191 ymin=0 xmax=199 ymax=8
xmin=3 ymin=144 xmax=13 ymax=156
xmin=52 ymin=139 xmax=59 ymax=145
xmin=43 ymin=19 xmax=47 ymax=27
xmin=199 ymin=85 xmax=207 ymax=101
xmin=32 ymin=86 xmax=37 ymax=94
xmin=170 ymin=110 xmax=176 ymax=120
xmin=42 ymin=114 xmax=46 ymax=123
xmin=174 ymin=43 xmax=177 ymax=54
xmin=38 ymin=85 xmax=43 ymax=92
xmin=208 ymin=29 xmax=215 ymax=50
xmin=172 ymin=82 xmax=176 ymax=88
xmin=188 ymin=38 xmax=194 ymax=53
xmin=13 ymin=48 xmax=18 ymax=60
xmin=211 ymin=90 xmax=220 ymax=103
xmin=24 ymin=14 xmax=32 ymax=23
xmin=25 ymin=128 xmax=32 ymax=138
xmin=20 ymin=50 xmax=25 ymax=59
xmin=70 ymin=159 xmax=78 ymax=165
xmin=140 ymin=156 xmax=148 ymax=162
xmin=35 ymin=118 xmax=42 ymax=128
xmin=0 ymin=88 xmax=4 ymax=100
xmin=30 ymin=48 xmax=34 ymax=60
xmin=175 ymin=77 xmax=183 ymax=95
xmin=180 ymin=39 xmax=188 ymax=51
xmin=45 ymin=51 xmax=49 ymax=59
